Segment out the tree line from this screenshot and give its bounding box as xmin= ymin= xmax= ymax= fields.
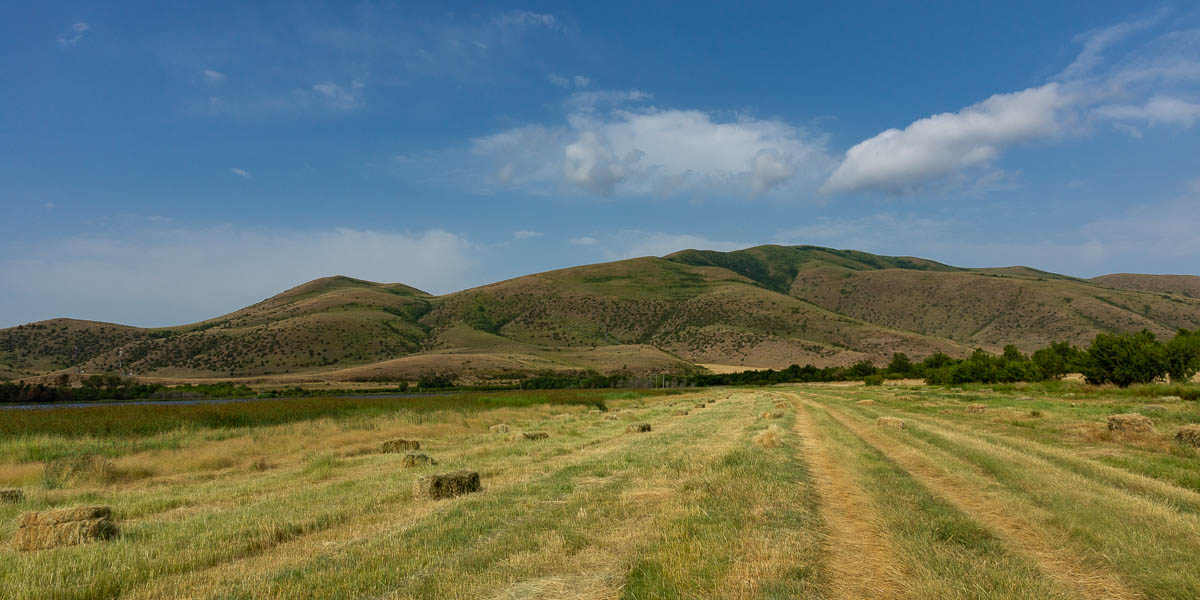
xmin=4 ymin=329 xmax=1198 ymax=403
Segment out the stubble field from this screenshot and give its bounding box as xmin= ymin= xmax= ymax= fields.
xmin=2 ymin=383 xmax=1200 ymax=599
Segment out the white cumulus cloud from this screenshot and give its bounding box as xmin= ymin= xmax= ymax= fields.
xmin=822 ymin=84 xmax=1069 ymax=194
xmin=472 ymin=93 xmax=831 ymax=198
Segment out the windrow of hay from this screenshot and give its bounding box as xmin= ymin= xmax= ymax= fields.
xmin=875 ymin=416 xmax=906 ymax=429
xmin=1 ymin=488 xmax=23 ymax=503
xmin=856 ymin=399 xmax=875 ymax=406
xmin=12 ymin=505 xmax=118 ymax=552
xmin=1176 ymin=424 xmax=1200 ymax=448
xmin=1107 ymin=414 xmax=1153 ymax=433
xmin=625 ymin=423 xmax=651 ymax=433
xmin=752 ymin=425 xmax=782 ymax=448
xmin=413 ymin=470 xmax=481 ymax=500
xmin=401 ymin=452 xmax=437 ymax=468
xmin=379 ymin=438 xmax=421 ymax=453
xmin=489 ymin=424 xmax=510 ymax=433
xmin=694 ymin=403 xmax=706 ymax=409
xmin=774 ymin=401 xmax=788 ymax=409
xmin=1140 ymin=405 xmax=1167 ymax=413
xmin=673 ymin=410 xmax=689 ymax=416
xmin=966 ymin=404 xmax=987 ymax=414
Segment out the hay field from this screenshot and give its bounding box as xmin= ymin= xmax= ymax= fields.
xmin=2 ymin=385 xmax=1200 ymax=598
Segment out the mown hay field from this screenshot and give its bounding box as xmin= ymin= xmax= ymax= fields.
xmin=1 ymin=384 xmax=1200 ymax=598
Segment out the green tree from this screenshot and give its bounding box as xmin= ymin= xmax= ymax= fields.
xmin=1082 ymin=331 xmax=1167 ymax=387
xmin=845 ymin=360 xmax=877 ymax=378
xmin=887 ymin=352 xmax=914 ymax=375
xmin=1031 ymin=342 xmax=1077 ymax=380
xmin=1165 ymin=329 xmax=1200 ymax=382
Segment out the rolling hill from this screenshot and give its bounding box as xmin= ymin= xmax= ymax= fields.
xmin=3 ymin=246 xmax=1199 ymax=384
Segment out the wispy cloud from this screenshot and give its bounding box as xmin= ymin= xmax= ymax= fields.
xmin=311 ymin=81 xmax=364 ymax=111
xmin=1096 ymin=95 xmax=1200 ymax=128
xmin=549 ymin=73 xmax=591 ymax=88
xmin=202 ymin=69 xmax=226 ymax=84
xmin=513 ymin=230 xmax=543 ymax=239
xmin=494 ymin=10 xmax=563 ymax=32
xmin=230 ymin=168 xmax=252 ymax=179
xmin=569 ymin=230 xmax=749 ymax=260
xmin=56 ymin=21 xmax=89 ymax=47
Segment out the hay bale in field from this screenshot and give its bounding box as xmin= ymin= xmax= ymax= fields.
xmin=379 ymin=439 xmax=420 ymax=453
xmin=856 ymin=399 xmax=875 ymax=406
xmin=1161 ymin=396 xmax=1182 ymax=402
xmin=603 ymin=414 xmax=619 ymax=421
xmin=753 ymin=425 xmax=782 ymax=448
xmin=1107 ymin=413 xmax=1153 ymax=433
xmin=774 ymin=401 xmax=788 ymax=409
xmin=0 ymin=488 xmax=23 ymax=503
xmin=694 ymin=403 xmax=706 ymax=409
xmin=1140 ymin=404 xmax=1168 ymax=413
xmin=413 ymin=470 xmax=481 ymax=500
xmin=769 ymin=411 xmax=784 ymax=419
xmin=489 ymin=424 xmax=510 ymax=433
xmin=876 ymin=416 xmax=905 ymax=429
xmin=12 ymin=505 xmax=117 ymax=551
xmin=1175 ymin=424 xmax=1200 ymax=447
xmin=966 ymin=404 xmax=987 ymax=414
xmin=626 ymin=423 xmax=652 ymax=433
xmin=401 ymin=452 xmax=436 ymax=468
xmin=517 ymin=431 xmax=549 ymax=441
xmin=673 ymin=409 xmax=689 ymax=416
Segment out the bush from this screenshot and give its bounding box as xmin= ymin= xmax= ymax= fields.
xmin=864 ymin=374 xmax=885 ymax=386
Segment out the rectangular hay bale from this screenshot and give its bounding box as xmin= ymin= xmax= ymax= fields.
xmin=414 ymin=470 xmax=481 ymax=500
xmin=0 ymin=488 xmax=23 ymax=503
xmin=1107 ymin=414 xmax=1153 ymax=433
xmin=12 ymin=505 xmax=117 ymax=551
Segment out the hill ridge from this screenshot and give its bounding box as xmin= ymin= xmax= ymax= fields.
xmin=2 ymin=245 xmax=1198 ymax=383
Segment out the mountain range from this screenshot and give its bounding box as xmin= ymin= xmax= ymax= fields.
xmin=3 ymin=245 xmax=1199 ymax=384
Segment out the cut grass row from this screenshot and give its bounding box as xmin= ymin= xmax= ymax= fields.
xmin=798 ymin=386 xmax=1200 ymax=598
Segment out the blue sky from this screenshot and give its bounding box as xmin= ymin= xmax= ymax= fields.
xmin=3 ymin=1 xmax=1199 ymax=327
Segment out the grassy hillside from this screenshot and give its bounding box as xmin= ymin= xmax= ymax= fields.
xmin=1091 ymin=273 xmax=1200 ymax=299
xmin=422 ymin=257 xmax=965 ymax=369
xmin=3 ymin=247 xmax=1199 ymax=382
xmin=788 ymin=267 xmax=1200 ymax=350
xmin=671 ymin=246 xmax=1200 ymax=351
